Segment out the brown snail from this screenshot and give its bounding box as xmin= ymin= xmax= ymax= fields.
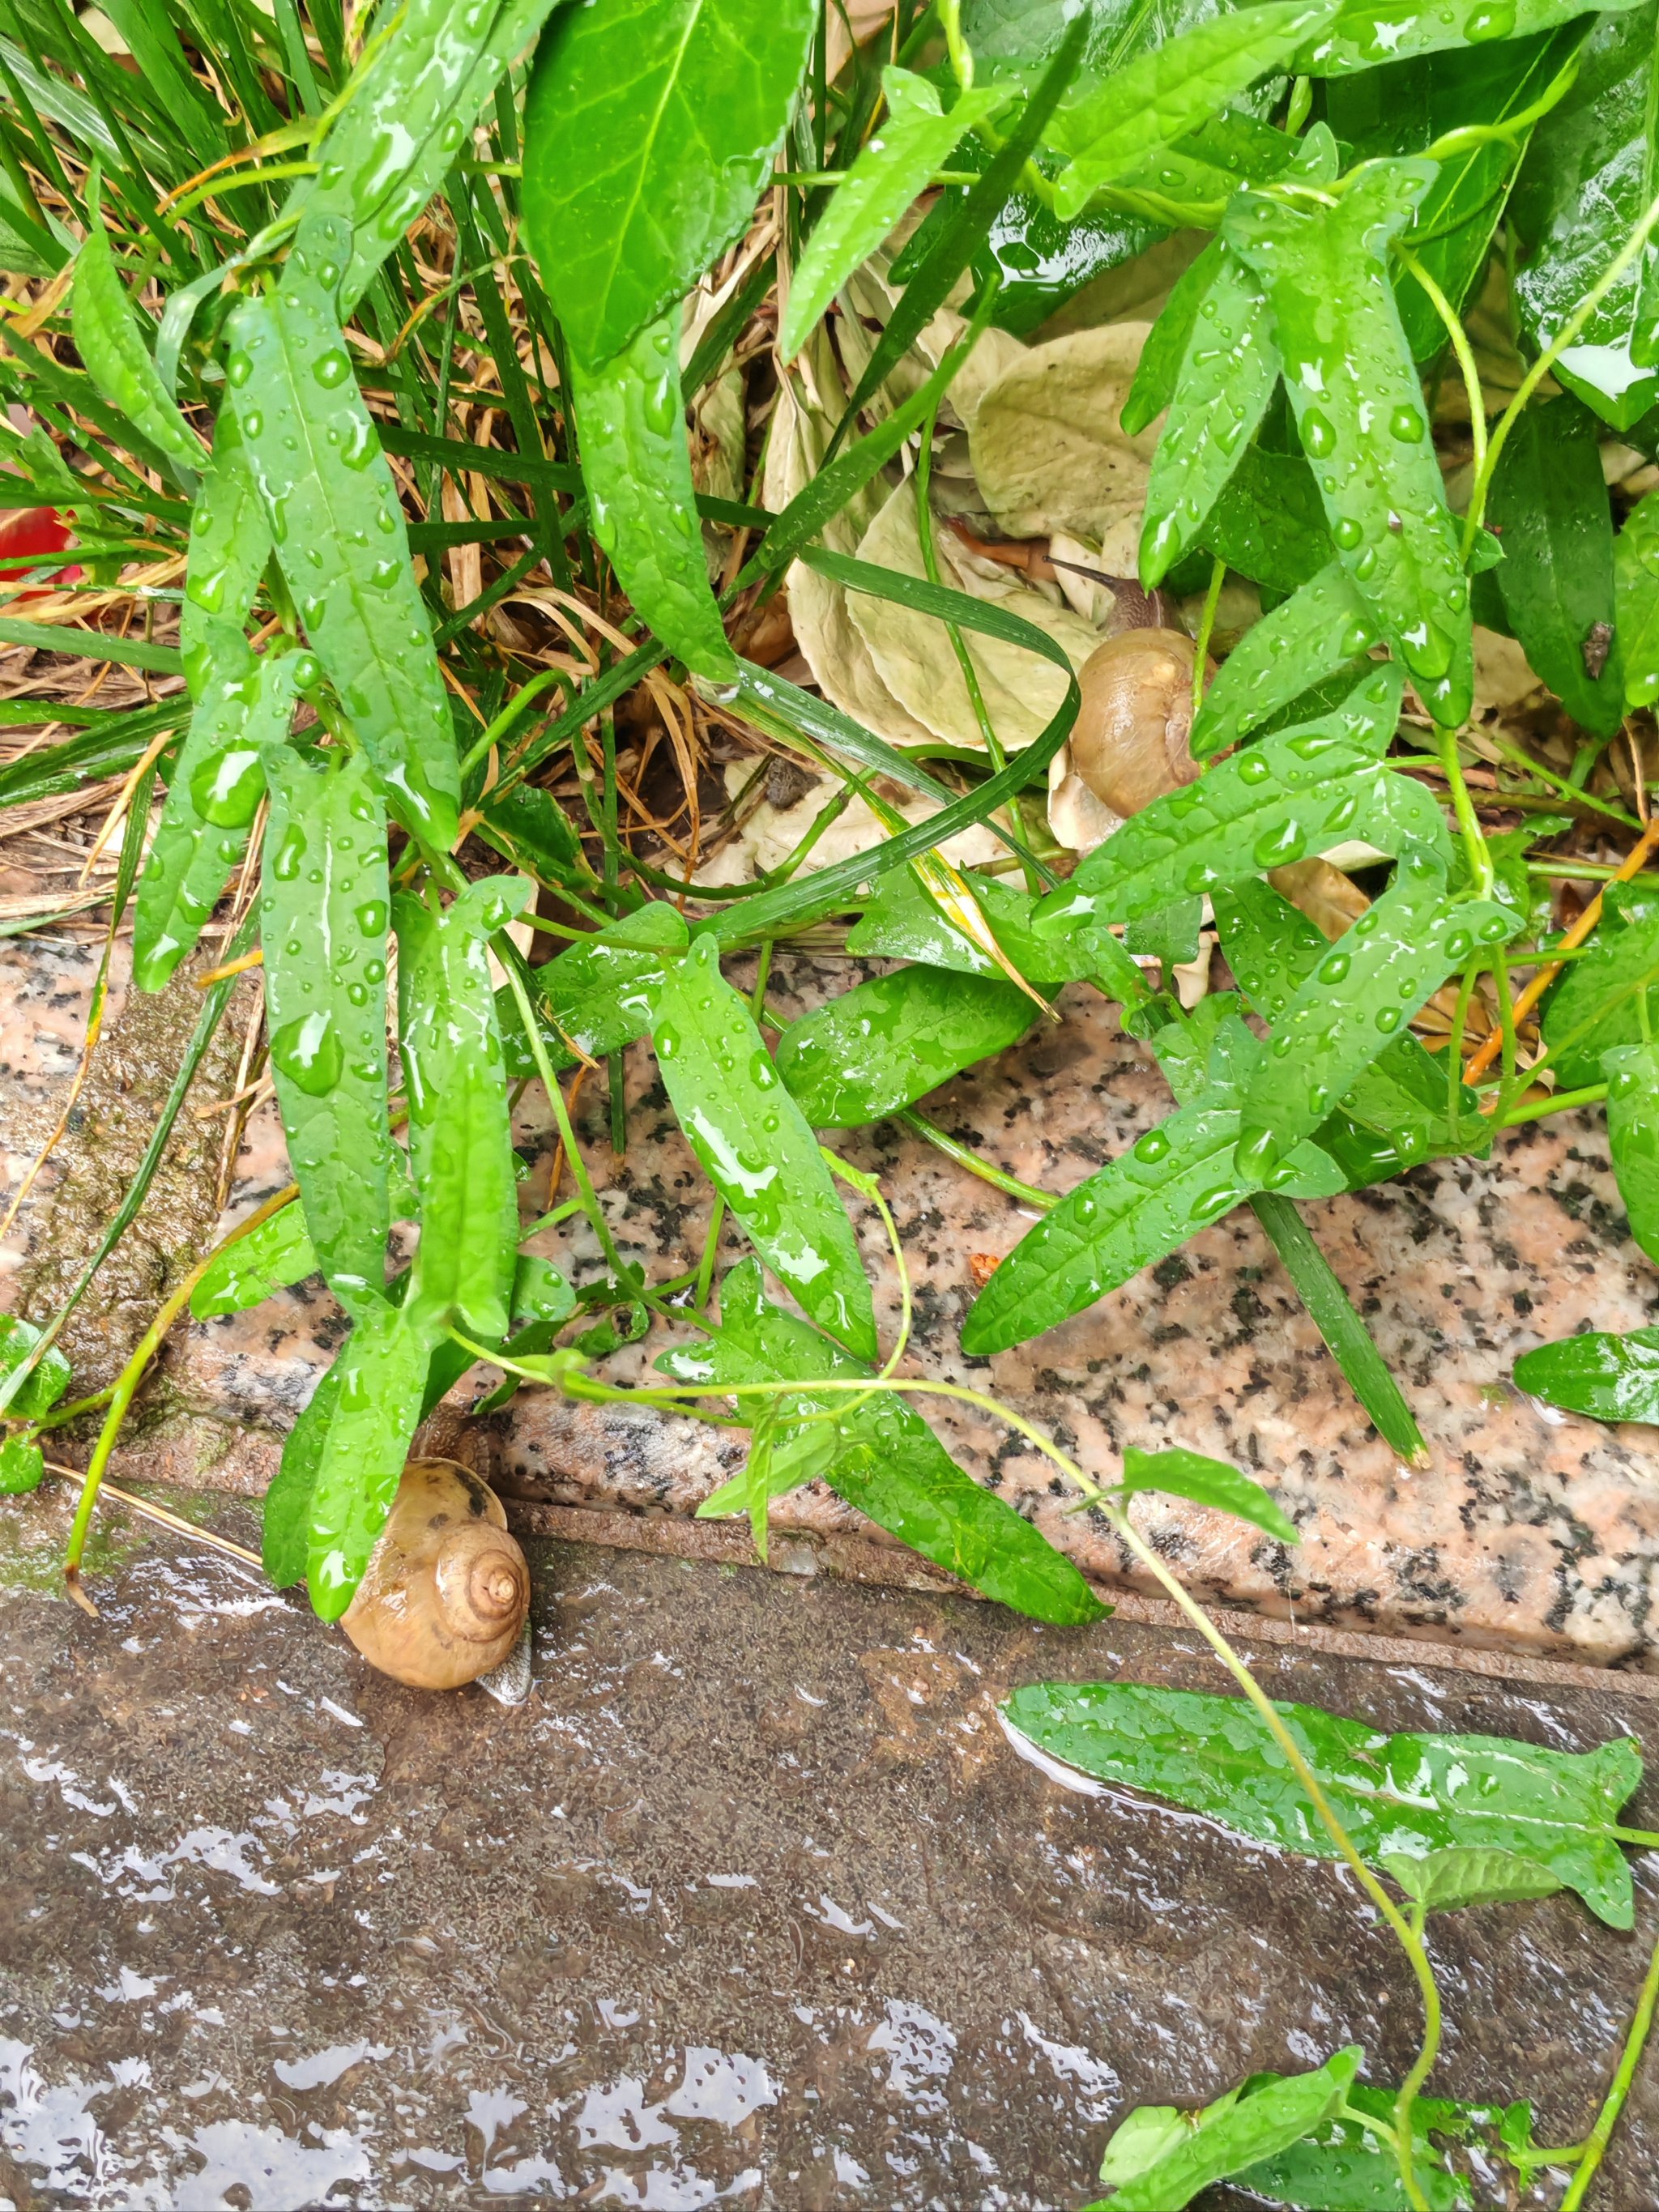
xmin=341 ymin=1459 xmax=530 ymax=1691
xmin=1068 ymin=629 xmax=1206 ymax=820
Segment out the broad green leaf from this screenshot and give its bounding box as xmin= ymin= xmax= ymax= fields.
xmin=962 ymin=1033 xmax=1346 ymax=1355
xmin=499 ymin=901 xmax=690 ymax=1077
xmin=1616 ymin=484 xmax=1659 ymax=709
xmin=781 ymin=70 xmax=1007 ymax=359
xmin=1235 ymin=846 xmax=1519 ymax=1180
xmin=476 ymin=780 xmax=589 ymax=885
xmin=1119 ymin=1443 xmax=1299 ymax=1542
xmin=1296 ymin=0 xmax=1640 ymax=75
xmin=1225 ymin=163 xmax=1473 ymax=726
xmin=70 ymin=194 xmax=202 ymax=481
xmin=1231 ymin=2081 xmax=1490 ymax=2210
xmin=1086 ymin=2048 xmax=1363 ymax=2210
xmin=1541 ymin=883 xmax=1659 ymax=1085
xmin=1072 ymin=667 xmax=1448 ymax=922
xmin=1509 ymin=4 xmax=1659 ymax=432
xmin=396 ymin=876 xmax=529 ymax=1337
xmin=191 ymin=1203 xmax=318 ymax=1319
xmin=292 ymin=0 xmax=566 ymax=317
xmin=522 ymin=0 xmax=816 ymax=368
xmin=696 ymin=1407 xmax=838 ymax=1562
xmin=1002 ymin=1680 xmax=1645 ymax=1925
xmin=0 ymin=1434 xmax=45 ymax=1496
xmin=565 ymin=311 xmax=736 ymax=681
xmin=259 ymin=745 xmax=394 ymax=1316
xmin=1139 ymin=244 xmax=1278 ymax=588
xmin=659 ymin=1257 xmax=1105 ymax=1623
xmin=178 ymin=405 xmax=268 ymax=667
xmin=0 ymin=1313 xmax=70 ymax=1421
xmin=1046 ymin=2 xmax=1336 ymax=222
xmin=1513 ymin=1326 xmax=1659 ymax=1424
xmin=848 ymin=865 xmax=1145 ymax=1001
xmin=655 ymin=934 xmax=876 ymax=1359
xmin=510 ymin=1254 xmax=577 ymax=1328
xmin=1482 ymin=393 xmax=1623 ymax=734
xmin=1190 ymin=560 xmax=1378 ymax=759
xmin=134 ymin=636 xmax=301 ymax=992
xmin=1379 ymin=1844 xmax=1562 ymax=1912
xmin=225 ymin=261 xmax=460 ymax=847
xmin=776 ymin=967 xmax=1043 ymax=1128
xmin=1198 ymin=444 xmax=1335 ymax=596
xmin=1606 ymin=1040 xmax=1659 ymax=1268
xmin=1120 ymin=237 xmax=1222 ymax=437
xmin=305 ymin=1298 xmax=433 ymax=1619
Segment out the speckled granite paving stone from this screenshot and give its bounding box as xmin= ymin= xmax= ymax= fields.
xmin=6 ymin=939 xmax=1659 ymax=1667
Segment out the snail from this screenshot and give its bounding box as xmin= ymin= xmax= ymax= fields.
xmin=341 ymin=1459 xmax=531 ymax=1691
xmin=1068 ymin=628 xmax=1206 ymax=820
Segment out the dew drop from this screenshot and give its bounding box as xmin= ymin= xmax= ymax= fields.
xmin=190 ymin=744 xmax=264 ymax=828
xmin=1319 ymin=951 xmax=1350 ymax=985
xmin=271 ymin=1010 xmax=343 ymax=1096
xmin=1389 ymin=403 xmax=1425 ymax=443
xmin=225 ymin=352 xmax=253 ymax=388
xmin=271 ymin=822 xmax=306 ymax=881
xmin=1443 ymin=928 xmax=1473 ymax=962
xmin=1133 ymin=1127 xmax=1170 ymax=1163
xmin=1237 ymin=752 xmax=1271 ymax=785
xmin=355 ymin=897 xmax=388 ymax=936
xmin=1301 ymin=408 xmax=1337 ymax=460
xmin=1334 ymin=517 xmax=1363 ymax=552
xmin=241 ymin=409 xmax=263 ymax=440
xmin=1252 ymin=818 xmax=1307 ymax=869
xmin=1375 ymin=1006 xmax=1401 ymax=1033
xmin=313 ymin=349 xmax=352 ymax=388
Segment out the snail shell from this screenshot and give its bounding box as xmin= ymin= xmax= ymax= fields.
xmin=342 ymin=1459 xmax=531 ymax=1692
xmin=1069 ymin=628 xmax=1205 ymax=820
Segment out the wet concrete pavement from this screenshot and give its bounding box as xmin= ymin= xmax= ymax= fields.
xmin=6 ymin=1498 xmax=1659 ymax=2210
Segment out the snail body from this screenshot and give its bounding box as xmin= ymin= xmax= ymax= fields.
xmin=342 ymin=1458 xmax=530 ymax=1691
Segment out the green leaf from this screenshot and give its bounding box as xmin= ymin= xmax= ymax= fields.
xmin=1190 ymin=560 xmax=1378 ymax=758
xmin=565 ymin=310 xmax=736 ymax=681
xmin=1224 ymin=163 xmax=1473 ymax=725
xmin=190 ymin=1203 xmax=318 ymax=1319
xmin=1296 ymin=0 xmax=1640 ymax=75
xmin=134 ymin=636 xmax=301 ymax=992
xmin=305 ymin=1298 xmax=433 ymax=1619
xmin=659 ymin=1258 xmax=1105 ymax=1623
xmin=1073 ymin=667 xmax=1447 ymax=922
xmin=259 ymin=745 xmax=394 ymax=1317
xmin=1379 ymin=1844 xmax=1563 ymax=1912
xmin=476 ymin=780 xmax=588 ymax=884
xmin=510 ymin=1254 xmax=576 ymax=1328
xmin=1607 ymin=1039 xmax=1659 ymax=1268
xmin=396 ymin=876 xmax=529 ymax=1337
xmin=1002 ymin=1679 xmax=1646 ymax=1926
xmin=522 ymin=0 xmax=816 ymax=369
xmin=1199 ymin=444 xmax=1336 ymax=596
xmin=0 ymin=1314 xmax=70 ymax=1421
xmin=1616 ymin=484 xmax=1659 ymax=709
xmin=70 ymin=190 xmax=201 ymax=482
xmin=225 ymin=258 xmax=461 ymax=848
xmin=1046 ymin=2 xmax=1337 ymax=222
xmin=848 ymin=864 xmax=1142 ymax=999
xmin=1138 ymin=244 xmax=1278 ymax=588
xmin=1513 ymin=1326 xmax=1659 ymax=1424
xmin=498 ymin=901 xmax=690 ymax=1078
xmin=1087 ymin=2048 xmax=1363 ymax=2210
xmin=1483 ymin=392 xmax=1623 ymax=734
xmin=1120 ymin=236 xmax=1222 ymax=437
xmin=781 ymin=70 xmax=1008 ymax=360
xmin=1541 ymin=882 xmax=1659 ymax=1085
xmin=1230 ymin=2080 xmax=1486 ymax=2210
xmin=696 ymin=1406 xmax=838 ymax=1562
xmin=962 ymin=1028 xmax=1345 ymax=1355
xmin=776 ymin=966 xmax=1043 ymax=1128
xmin=1509 ymin=4 xmax=1659 ymax=431
xmin=0 ymin=1434 xmax=45 ymax=1496
xmin=1235 ymin=846 xmax=1519 ymax=1180
xmin=1120 ymin=1443 xmax=1299 ymax=1542
xmin=177 ymin=404 xmax=269 ymax=667
xmin=655 ymin=934 xmax=876 ymax=1359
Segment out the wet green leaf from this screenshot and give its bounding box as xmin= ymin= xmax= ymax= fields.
xmin=1119 ymin=1443 xmax=1299 ymax=1542
xmin=522 ymin=0 xmax=815 ymax=368
xmin=259 ymin=745 xmax=394 ymax=1317
xmin=1224 ymin=162 xmax=1473 ymax=725
xmin=847 ymin=865 xmax=1145 ymax=1002
xmin=1230 ymin=2081 xmax=1489 ymax=2210
xmin=1139 ymin=243 xmax=1279 ymax=588
xmin=1513 ymin=1325 xmax=1659 ymax=1424
xmin=1190 ymin=560 xmax=1378 ymax=758
xmin=1509 ymin=4 xmax=1659 ymax=432
xmin=1615 ymin=484 xmax=1659 ymax=710
xmin=510 ymin=1254 xmax=576 ymax=1328
xmin=0 ymin=1314 xmax=70 ymax=1421
xmin=1072 ymin=668 xmax=1446 ymax=923
xmin=696 ymin=1404 xmax=839 ymax=1562
xmin=70 ymin=190 xmax=201 ymax=481
xmin=565 ymin=310 xmax=736 ymax=680
xmin=1541 ymin=882 xmax=1659 ymax=1085
xmin=655 ymin=934 xmax=876 ymax=1359
xmin=178 ymin=404 xmax=269 ymax=668
xmin=190 ymin=1203 xmax=318 ymax=1319
xmin=475 ymin=780 xmax=588 ymax=884
xmin=1380 ymin=1844 xmax=1563 ymax=1912
xmin=1002 ymin=1679 xmax=1645 ymax=1925
xmin=305 ymin=1298 xmax=433 ymax=1620
xmin=498 ymin=902 xmax=689 ymax=1078
xmin=781 ymin=70 xmax=1008 ymax=359
xmin=776 ymin=967 xmax=1043 ymax=1128
xmin=1235 ymin=846 xmax=1519 ymax=1181
xmin=1121 ymin=237 xmax=1222 ymax=437
xmin=1198 ymin=444 xmax=1335 ymax=596
xmin=134 ymin=637 xmax=301 ymax=993
xmin=0 ymin=1434 xmax=45 ymax=1496
xmin=225 ymin=258 xmax=460 ymax=848
xmin=659 ymin=1257 xmax=1105 ymax=1623
xmin=1088 ymin=2048 xmax=1363 ymax=2210
xmin=1046 ymin=2 xmax=1336 ymax=222
xmin=397 ymin=876 xmax=530 ymax=1338
xmin=1482 ymin=393 xmax=1623 ymax=734
xmin=1296 ymin=0 xmax=1639 ymax=75
xmin=1606 ymin=1040 xmax=1659 ymax=1268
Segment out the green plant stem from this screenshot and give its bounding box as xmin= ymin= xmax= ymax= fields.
xmin=1439 ymin=722 xmax=1494 ymax=897
xmin=896 ymin=1106 xmax=1057 ymax=1208
xmin=1559 ymin=1923 xmax=1659 ymax=2210
xmin=1486 ymin=730 xmax=1644 ymax=831
xmin=1192 ymin=556 xmax=1226 ymax=716
xmin=1397 ymin=249 xmax=1487 ymax=496
xmin=1496 ymin=1080 xmax=1608 ymax=1127
xmin=500 ymin=956 xmax=629 ymax=1284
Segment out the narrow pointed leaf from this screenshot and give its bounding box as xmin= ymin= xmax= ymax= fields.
xmin=1297 ymin=0 xmax=1642 ymax=74
xmin=191 ymin=1203 xmax=318 ymax=1319
xmin=178 ymin=404 xmax=269 ymax=667
xmin=1087 ymin=2048 xmax=1363 ymax=2211
xmin=1606 ymin=1040 xmax=1659 ymax=1268
xmin=1513 ymin=1326 xmax=1659 ymax=1424
xmin=305 ymin=1299 xmax=433 ymax=1619
xmin=776 ymin=966 xmax=1042 ymax=1128
xmin=498 ymin=902 xmax=690 ymax=1077
xmin=1616 ymin=484 xmax=1659 ymax=710
xmin=1120 ymin=237 xmax=1222 ymax=437
xmin=1379 ymin=1845 xmax=1563 ymax=1912
xmin=70 ymin=199 xmax=202 ymax=480
xmin=1120 ymin=1443 xmax=1298 ymax=1542
xmin=1190 ymin=560 xmax=1379 ymax=758
xmin=1541 ymin=883 xmax=1659 ymax=1085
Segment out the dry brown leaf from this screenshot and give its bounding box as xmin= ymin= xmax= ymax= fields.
xmin=970 ymin=322 xmax=1159 ymax=550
